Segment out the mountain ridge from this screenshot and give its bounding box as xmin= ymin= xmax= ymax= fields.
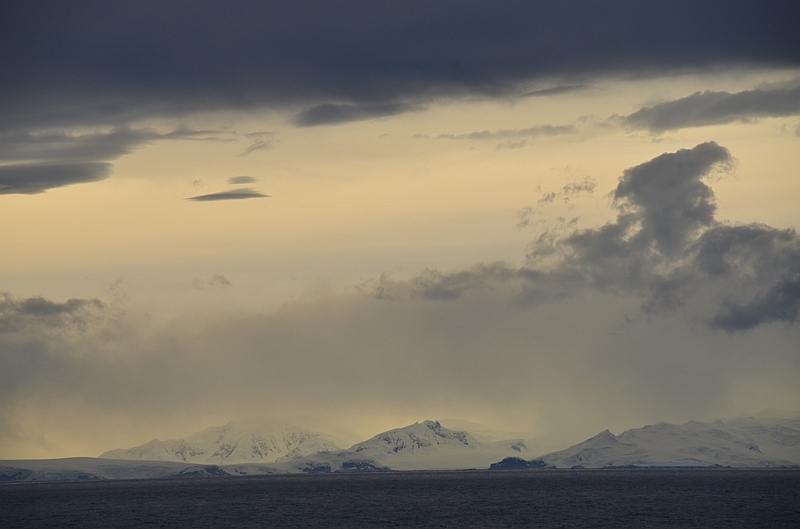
xmin=532 ymin=413 xmax=800 ymax=468
xmin=4 ymin=410 xmax=800 ymax=482
xmin=99 ymin=418 xmax=342 ymax=465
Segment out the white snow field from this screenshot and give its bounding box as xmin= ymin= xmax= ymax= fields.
xmin=99 ymin=418 xmax=342 ymax=465
xmin=536 ymin=410 xmax=800 ymax=468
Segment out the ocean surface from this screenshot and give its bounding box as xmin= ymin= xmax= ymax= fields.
xmin=2 ymin=469 xmax=799 ymax=528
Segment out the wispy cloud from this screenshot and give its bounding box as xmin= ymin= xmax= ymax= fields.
xmin=519 ymin=85 xmax=590 ymax=98
xmin=191 ymin=274 xmax=232 ymax=290
xmin=624 ymin=85 xmax=800 ymax=132
xmin=437 ymin=124 xmax=577 ymax=141
xmin=0 ymin=127 xmax=220 ymax=194
xmin=294 ymin=103 xmax=420 ymax=127
xmin=238 ymin=132 xmax=275 ymax=156
xmin=537 ymin=176 xmax=597 ymax=205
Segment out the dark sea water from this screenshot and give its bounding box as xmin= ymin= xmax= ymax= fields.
xmin=2 ymin=469 xmax=799 ymax=528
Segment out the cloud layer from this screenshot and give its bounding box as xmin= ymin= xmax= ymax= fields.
xmin=3 ymin=2 xmax=798 ymax=195
xmin=2 ymin=1 xmax=798 ymax=132
xmin=2 ymin=142 xmax=798 ymax=457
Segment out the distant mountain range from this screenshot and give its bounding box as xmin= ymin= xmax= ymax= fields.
xmin=2 ymin=411 xmax=799 ymax=482
xmin=498 ymin=409 xmax=800 ymax=469
xmin=99 ymin=418 xmax=343 ymax=465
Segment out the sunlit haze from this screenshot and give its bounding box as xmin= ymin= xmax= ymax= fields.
xmin=1 ymin=1 xmax=799 ymax=459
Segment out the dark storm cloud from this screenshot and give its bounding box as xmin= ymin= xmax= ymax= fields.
xmin=609 ymin=142 xmax=729 ymax=256
xmin=437 ymin=125 xmax=577 ymax=141
xmin=187 ymin=188 xmax=270 ymax=201
xmin=0 ymin=162 xmax=112 ymax=194
xmin=1 ymin=1 xmax=798 ymax=132
xmin=624 ymin=86 xmax=800 ymax=132
xmin=371 ymin=142 xmax=800 ymax=332
xmin=2 ymin=2 xmax=797 ymax=191
xmin=527 ymin=142 xmax=800 ymax=330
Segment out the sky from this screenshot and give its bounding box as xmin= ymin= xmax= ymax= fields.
xmin=1 ymin=0 xmax=800 ymax=459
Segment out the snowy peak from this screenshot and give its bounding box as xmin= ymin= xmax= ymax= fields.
xmin=351 ymin=420 xmax=473 ymax=455
xmin=537 ymin=412 xmax=800 ymax=468
xmin=342 ymin=420 xmax=527 ymax=471
xmin=99 ymin=418 xmax=342 ymax=465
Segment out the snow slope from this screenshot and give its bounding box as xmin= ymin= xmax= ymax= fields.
xmin=537 ymin=411 xmax=800 ymax=468
xmin=337 ymin=420 xmax=528 ymax=471
xmin=99 ymin=418 xmax=342 ymax=465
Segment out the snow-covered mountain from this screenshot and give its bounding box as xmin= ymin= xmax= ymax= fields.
xmin=245 ymin=420 xmax=529 ymax=473
xmin=92 ymin=418 xmax=526 ymax=473
xmin=99 ymin=418 xmax=342 ymax=465
xmin=535 ymin=411 xmax=800 ymax=468
xmin=1 ymin=420 xmax=527 ymax=480
xmin=333 ymin=420 xmax=528 ymax=471
xmin=7 ymin=411 xmax=799 ymax=482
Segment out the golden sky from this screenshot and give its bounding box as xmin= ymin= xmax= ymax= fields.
xmin=1 ymin=3 xmax=799 ymax=459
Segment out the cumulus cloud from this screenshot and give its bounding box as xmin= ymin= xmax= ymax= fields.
xmin=624 ymin=85 xmax=800 ymax=132
xmin=372 ymin=143 xmax=800 ymax=332
xmin=186 ymin=188 xmax=270 ymax=201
